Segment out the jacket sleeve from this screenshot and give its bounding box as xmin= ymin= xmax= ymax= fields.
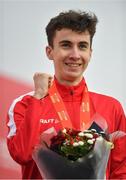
xmin=6 ymin=95 xmax=43 ymax=165
xmin=109 ymin=102 xmax=126 ymax=179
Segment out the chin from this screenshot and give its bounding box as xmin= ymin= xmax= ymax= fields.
xmin=64 ymin=73 xmax=82 ymax=82
xmin=66 ymin=72 xmax=82 ymax=78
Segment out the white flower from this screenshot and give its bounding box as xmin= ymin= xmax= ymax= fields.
xmin=62 ymin=128 xmax=67 ymax=134
xmin=78 ymin=132 xmax=84 ymax=137
xmin=100 ymin=131 xmax=105 ymax=134
xmin=78 ymin=141 xmax=84 ymax=146
xmin=84 ymin=133 xmax=93 ymax=138
xmin=73 ymin=142 xmax=79 ymax=147
xmin=87 ymin=139 xmax=94 ymax=144
xmin=91 ymin=129 xmax=97 ymax=132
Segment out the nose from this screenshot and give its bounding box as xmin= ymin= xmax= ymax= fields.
xmin=69 ymin=47 xmax=81 ymax=60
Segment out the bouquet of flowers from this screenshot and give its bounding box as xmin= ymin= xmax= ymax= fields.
xmin=33 ymin=122 xmax=115 ymax=179
xmin=49 ymin=127 xmax=112 ymax=161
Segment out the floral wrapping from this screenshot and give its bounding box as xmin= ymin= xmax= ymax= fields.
xmin=32 ymin=113 xmax=125 ymax=179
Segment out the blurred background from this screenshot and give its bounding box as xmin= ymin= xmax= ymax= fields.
xmin=0 ymin=0 xmax=126 ymax=178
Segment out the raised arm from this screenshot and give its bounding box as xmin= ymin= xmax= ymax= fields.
xmin=7 ymin=73 xmax=53 ymax=164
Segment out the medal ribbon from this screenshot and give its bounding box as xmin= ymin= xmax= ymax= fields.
xmin=48 ymin=80 xmax=92 ymax=131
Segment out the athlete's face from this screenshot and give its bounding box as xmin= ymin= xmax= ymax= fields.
xmin=46 ymin=28 xmax=92 ymax=85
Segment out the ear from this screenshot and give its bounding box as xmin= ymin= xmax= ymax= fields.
xmin=46 ymin=46 xmax=53 ymax=60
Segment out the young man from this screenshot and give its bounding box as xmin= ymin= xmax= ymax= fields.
xmin=7 ymin=10 xmax=126 ymax=179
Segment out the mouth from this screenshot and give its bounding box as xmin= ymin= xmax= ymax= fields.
xmin=65 ymin=63 xmax=82 ymax=67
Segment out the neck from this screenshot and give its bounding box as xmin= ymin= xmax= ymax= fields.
xmin=55 ymin=76 xmax=83 ymax=86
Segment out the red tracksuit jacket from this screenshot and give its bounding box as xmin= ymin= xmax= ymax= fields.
xmin=7 ymin=78 xmax=126 ymax=179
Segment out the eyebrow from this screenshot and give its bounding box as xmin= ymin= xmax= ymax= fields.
xmin=59 ymin=40 xmax=71 ymax=44
xmin=59 ymin=40 xmax=89 ymax=46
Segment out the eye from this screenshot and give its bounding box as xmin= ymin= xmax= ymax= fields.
xmin=79 ymin=42 xmax=89 ymax=50
xmin=79 ymin=43 xmax=87 ymax=50
xmin=60 ymin=41 xmax=71 ymax=49
xmin=61 ymin=43 xmax=71 ymax=48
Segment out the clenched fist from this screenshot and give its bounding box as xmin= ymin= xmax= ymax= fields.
xmin=33 ymin=73 xmax=53 ymax=99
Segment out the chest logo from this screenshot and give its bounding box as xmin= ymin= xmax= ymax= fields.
xmin=40 ymin=118 xmax=59 ymax=124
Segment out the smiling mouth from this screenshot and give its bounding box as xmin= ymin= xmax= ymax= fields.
xmin=65 ymin=63 xmax=82 ymax=67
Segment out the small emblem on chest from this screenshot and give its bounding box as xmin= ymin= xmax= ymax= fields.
xmin=40 ymin=118 xmax=58 ymax=124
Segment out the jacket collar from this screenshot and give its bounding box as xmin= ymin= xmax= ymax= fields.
xmin=54 ymin=77 xmax=85 ymax=102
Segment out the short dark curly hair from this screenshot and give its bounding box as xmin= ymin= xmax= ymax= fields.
xmin=46 ymin=10 xmax=98 ymax=47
